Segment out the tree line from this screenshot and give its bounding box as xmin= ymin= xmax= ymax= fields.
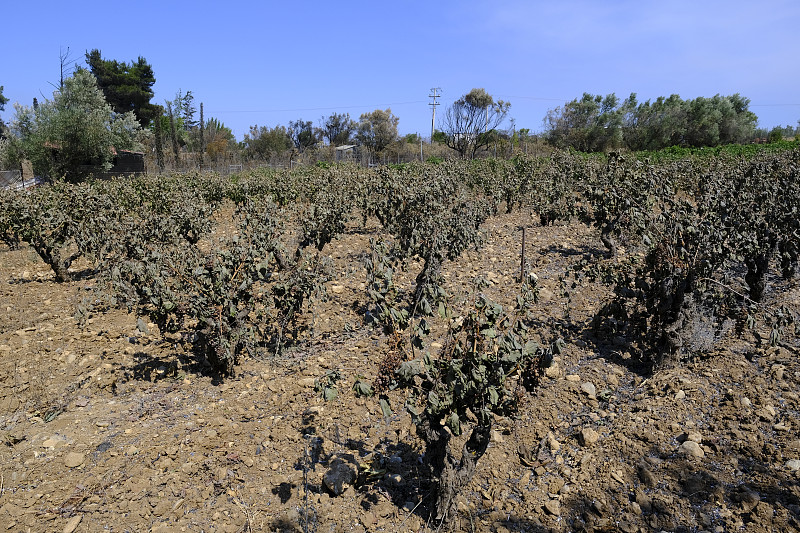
xmin=543 ymin=92 xmax=799 ymax=153
xmin=2 ymin=49 xmax=799 ymax=181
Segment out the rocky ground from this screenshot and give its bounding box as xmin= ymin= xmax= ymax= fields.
xmin=1 ymin=211 xmax=800 ymax=533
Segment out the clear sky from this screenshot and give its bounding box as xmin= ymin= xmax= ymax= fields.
xmin=2 ymin=0 xmax=799 ymax=141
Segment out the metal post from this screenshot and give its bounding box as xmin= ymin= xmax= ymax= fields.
xmin=520 ymin=227 xmax=526 ymax=282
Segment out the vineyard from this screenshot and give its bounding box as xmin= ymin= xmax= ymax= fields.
xmin=1 ymin=144 xmax=800 ymax=532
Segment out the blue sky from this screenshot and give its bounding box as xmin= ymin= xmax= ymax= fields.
xmin=2 ymin=0 xmax=799 ymax=141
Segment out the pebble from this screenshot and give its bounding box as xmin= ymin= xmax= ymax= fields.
xmin=786 ymin=460 xmax=800 ymax=471
xmin=579 ymin=428 xmax=599 ymax=447
xmin=361 ymin=511 xmax=376 ymax=528
xmin=757 ymin=405 xmax=776 ymax=421
xmin=42 ymin=437 xmax=66 ymax=448
xmin=637 ymin=465 xmax=657 ymax=487
xmin=543 ymin=499 xmax=561 ymax=515
xmin=330 ymin=284 xmax=345 ymax=294
xmin=323 ymin=458 xmax=356 ymax=496
xmin=64 ymin=452 xmax=85 ymax=468
xmin=566 ymin=374 xmax=581 ymax=382
xmin=63 ymin=515 xmax=83 ymax=533
xmin=298 ymin=377 xmax=316 ymax=388
xmin=581 ymin=382 xmax=597 ymax=399
xmin=548 ymin=477 xmax=565 ymax=494
xmin=736 ymin=489 xmax=760 ymax=513
xmin=544 ymin=363 xmax=561 ymax=378
xmin=686 ymin=431 xmax=702 ymax=444
xmin=546 ymin=432 xmax=561 ymax=452
xmin=679 ymin=440 xmax=704 ymax=459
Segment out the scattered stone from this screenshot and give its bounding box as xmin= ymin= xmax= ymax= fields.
xmin=581 ymin=382 xmax=597 ymax=399
xmin=756 ymin=405 xmax=776 ymax=421
xmin=548 ymin=477 xmax=565 ymax=495
xmin=330 ymin=284 xmax=345 ymax=294
xmin=73 ymin=397 xmax=89 ymax=408
xmin=637 ymin=464 xmax=657 ymax=487
xmin=402 ymin=501 xmax=417 ymax=513
xmin=592 ymin=499 xmax=609 ymax=516
xmin=538 ymin=288 xmax=554 ymax=301
xmin=566 ymin=374 xmax=581 ymax=382
xmin=579 ymin=428 xmax=599 ymax=447
xmin=518 ymin=443 xmax=536 ymax=466
xmin=679 ymin=440 xmax=704 ymax=459
xmin=734 ymin=488 xmax=760 ymax=513
xmin=546 ymin=432 xmax=561 ymax=452
xmin=323 ymin=457 xmax=356 ymax=496
xmin=63 ymin=514 xmax=83 ymax=533
xmin=361 ymin=511 xmax=376 ymax=528
xmin=543 ymin=499 xmax=561 ymax=516
xmin=42 ymin=436 xmax=66 ymax=448
xmin=544 ymin=362 xmax=561 ymax=378
xmin=686 ymin=431 xmax=703 ymax=444
xmin=298 ymin=377 xmax=316 ymax=388
xmin=64 ymin=452 xmax=85 ymax=468
xmin=490 ymin=430 xmax=504 ymax=443
xmin=785 ymin=459 xmax=800 ymax=471
xmin=674 ymin=390 xmax=686 ymax=401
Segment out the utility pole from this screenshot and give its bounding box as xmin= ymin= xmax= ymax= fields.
xmin=199 ymin=102 xmax=205 ymax=170
xmin=429 ymin=88 xmax=441 ymax=141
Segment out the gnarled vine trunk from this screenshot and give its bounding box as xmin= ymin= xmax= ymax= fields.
xmin=417 ymin=416 xmax=493 ymax=521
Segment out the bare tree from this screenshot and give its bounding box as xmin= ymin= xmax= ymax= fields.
xmin=441 ymin=88 xmax=510 ymax=159
xmin=53 ymin=46 xmax=78 ymax=91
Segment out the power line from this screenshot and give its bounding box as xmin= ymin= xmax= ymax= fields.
xmin=496 ymin=94 xmax=567 ymax=102
xmin=207 ymin=100 xmax=428 ymax=115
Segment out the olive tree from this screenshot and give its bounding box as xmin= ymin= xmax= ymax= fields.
xmin=544 ymin=92 xmax=624 ymax=153
xmin=441 ymin=88 xmax=510 ymax=159
xmin=356 ymin=108 xmax=399 ymax=158
xmin=1 ymin=70 xmax=145 ymax=182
